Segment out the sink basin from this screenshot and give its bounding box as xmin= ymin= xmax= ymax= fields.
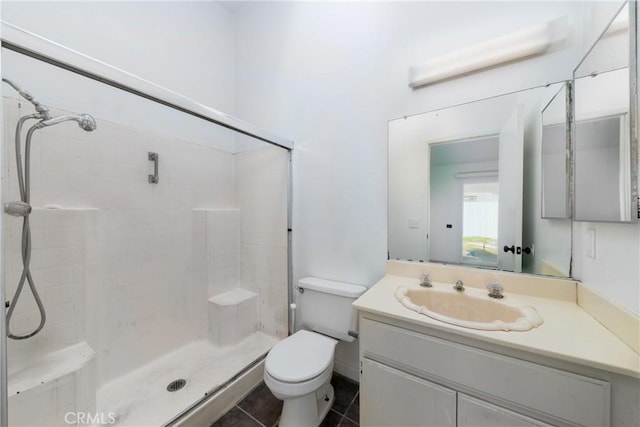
xmin=395 ymin=286 xmax=543 ymax=332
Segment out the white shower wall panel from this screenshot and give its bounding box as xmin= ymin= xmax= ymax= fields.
xmin=3 ymin=208 xmax=98 ymax=374
xmin=235 ymin=146 xmax=289 ymax=339
xmin=192 ymin=209 xmax=240 ymax=339
xmin=88 ymin=133 xmax=235 ymax=384
xmin=206 ymin=210 xmax=241 ymax=298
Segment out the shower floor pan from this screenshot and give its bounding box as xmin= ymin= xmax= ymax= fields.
xmin=96 ymin=332 xmax=279 ymax=426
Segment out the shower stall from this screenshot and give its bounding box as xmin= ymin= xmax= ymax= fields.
xmin=0 ymin=23 xmax=292 ymax=427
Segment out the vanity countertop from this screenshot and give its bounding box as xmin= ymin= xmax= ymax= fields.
xmin=354 ymin=274 xmax=640 ymax=378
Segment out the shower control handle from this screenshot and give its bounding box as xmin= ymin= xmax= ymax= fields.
xmin=148 ymin=152 xmax=159 ymax=184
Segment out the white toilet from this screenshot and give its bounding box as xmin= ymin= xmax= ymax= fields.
xmin=264 ymin=277 xmax=367 ymax=427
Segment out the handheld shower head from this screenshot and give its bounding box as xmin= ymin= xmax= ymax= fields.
xmin=77 ymin=114 xmax=97 ymax=132
xmin=36 ymin=113 xmax=97 ymax=132
xmin=2 ymin=78 xmax=51 ymax=118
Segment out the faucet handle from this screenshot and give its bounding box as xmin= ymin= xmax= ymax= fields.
xmin=454 ymin=279 xmax=465 ymax=291
xmin=487 ymin=281 xmax=504 ymax=299
xmin=419 ymin=273 xmax=432 ymax=287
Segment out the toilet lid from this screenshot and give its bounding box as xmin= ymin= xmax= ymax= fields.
xmin=266 ymin=330 xmax=337 ymax=383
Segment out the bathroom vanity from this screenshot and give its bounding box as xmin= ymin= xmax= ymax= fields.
xmin=368 ymin=3 xmax=640 ymax=426
xmin=354 ymin=262 xmax=640 ymax=427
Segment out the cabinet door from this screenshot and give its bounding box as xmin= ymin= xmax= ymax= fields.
xmin=361 ymin=318 xmax=610 ymax=426
xmin=458 ymin=394 xmax=553 ymax=427
xmin=361 ymin=358 xmax=456 ymax=427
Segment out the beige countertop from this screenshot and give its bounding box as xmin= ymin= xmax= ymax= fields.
xmin=354 ymin=274 xmax=640 ymax=378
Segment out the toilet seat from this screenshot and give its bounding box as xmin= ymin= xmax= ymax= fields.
xmin=265 ymin=330 xmax=337 ymax=383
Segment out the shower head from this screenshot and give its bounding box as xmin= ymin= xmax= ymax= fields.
xmin=36 ymin=113 xmax=97 ymax=132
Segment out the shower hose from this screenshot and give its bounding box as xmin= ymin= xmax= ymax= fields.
xmin=5 ymin=114 xmax=48 ymax=339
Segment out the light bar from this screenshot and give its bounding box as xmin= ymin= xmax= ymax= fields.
xmin=409 ymin=18 xmax=568 ymax=89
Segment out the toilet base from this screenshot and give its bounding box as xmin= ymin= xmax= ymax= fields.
xmin=279 ymin=383 xmax=335 ymax=427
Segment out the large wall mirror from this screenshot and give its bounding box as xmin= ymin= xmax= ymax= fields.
xmin=388 ymin=1 xmax=638 ymax=276
xmin=573 ymin=1 xmax=638 ymax=223
xmin=389 ymin=83 xmax=572 ymax=277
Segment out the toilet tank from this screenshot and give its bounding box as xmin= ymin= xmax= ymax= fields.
xmin=297 ymin=277 xmax=367 ymax=342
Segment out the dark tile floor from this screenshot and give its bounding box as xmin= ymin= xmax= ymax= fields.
xmin=212 ymin=373 xmax=360 ymax=427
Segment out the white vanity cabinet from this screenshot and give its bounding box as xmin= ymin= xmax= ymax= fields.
xmin=457 ymin=394 xmax=552 ymax=427
xmin=361 ymin=358 xmax=457 ymax=426
xmin=359 ymin=316 xmax=611 ymax=427
xmin=360 ymin=359 xmax=551 ymax=427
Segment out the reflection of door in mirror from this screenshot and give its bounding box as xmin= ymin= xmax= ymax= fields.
xmin=426 ymin=106 xmax=523 ymax=273
xmin=429 ymin=137 xmax=499 ymax=266
xmin=498 ymin=105 xmax=524 ymax=273
xmin=427 ymin=112 xmax=524 ymax=272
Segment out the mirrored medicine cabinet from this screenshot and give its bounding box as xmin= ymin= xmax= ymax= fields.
xmin=572 ymin=2 xmax=638 ymax=223
xmin=388 ymin=0 xmax=638 ymax=278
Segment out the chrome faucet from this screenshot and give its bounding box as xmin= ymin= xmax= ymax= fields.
xmin=419 ymin=273 xmax=432 ymax=287
xmin=487 ymin=282 xmax=504 ymax=299
xmin=454 ymin=279 xmax=465 ymax=292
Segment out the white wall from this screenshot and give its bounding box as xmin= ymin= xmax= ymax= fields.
xmin=2 ymin=1 xmax=236 ymax=112
xmin=1 ymin=1 xmax=239 ymax=152
xmin=233 ymin=1 xmax=586 ymax=379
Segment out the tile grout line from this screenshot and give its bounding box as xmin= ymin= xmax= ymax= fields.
xmin=346 ymin=391 xmax=358 ymax=407
xmin=235 ymin=405 xmax=267 ymax=427
xmin=343 ymin=416 xmax=358 ymax=425
xmin=343 ymin=390 xmax=359 ymax=424
xmin=343 ymin=416 xmax=359 ymax=426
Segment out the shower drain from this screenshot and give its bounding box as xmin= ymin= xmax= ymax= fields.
xmin=167 ymin=379 xmax=187 ymax=392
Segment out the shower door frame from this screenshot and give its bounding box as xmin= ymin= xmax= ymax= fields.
xmin=0 ymin=22 xmax=294 ymax=427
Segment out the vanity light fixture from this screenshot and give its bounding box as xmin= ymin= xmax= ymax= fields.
xmin=409 ymin=18 xmax=568 ymax=88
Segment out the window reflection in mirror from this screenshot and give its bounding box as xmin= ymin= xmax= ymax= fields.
xmin=462 ymin=181 xmax=499 ymax=266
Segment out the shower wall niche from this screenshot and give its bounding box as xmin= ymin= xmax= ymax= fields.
xmin=2 ymin=48 xmax=289 ymax=426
